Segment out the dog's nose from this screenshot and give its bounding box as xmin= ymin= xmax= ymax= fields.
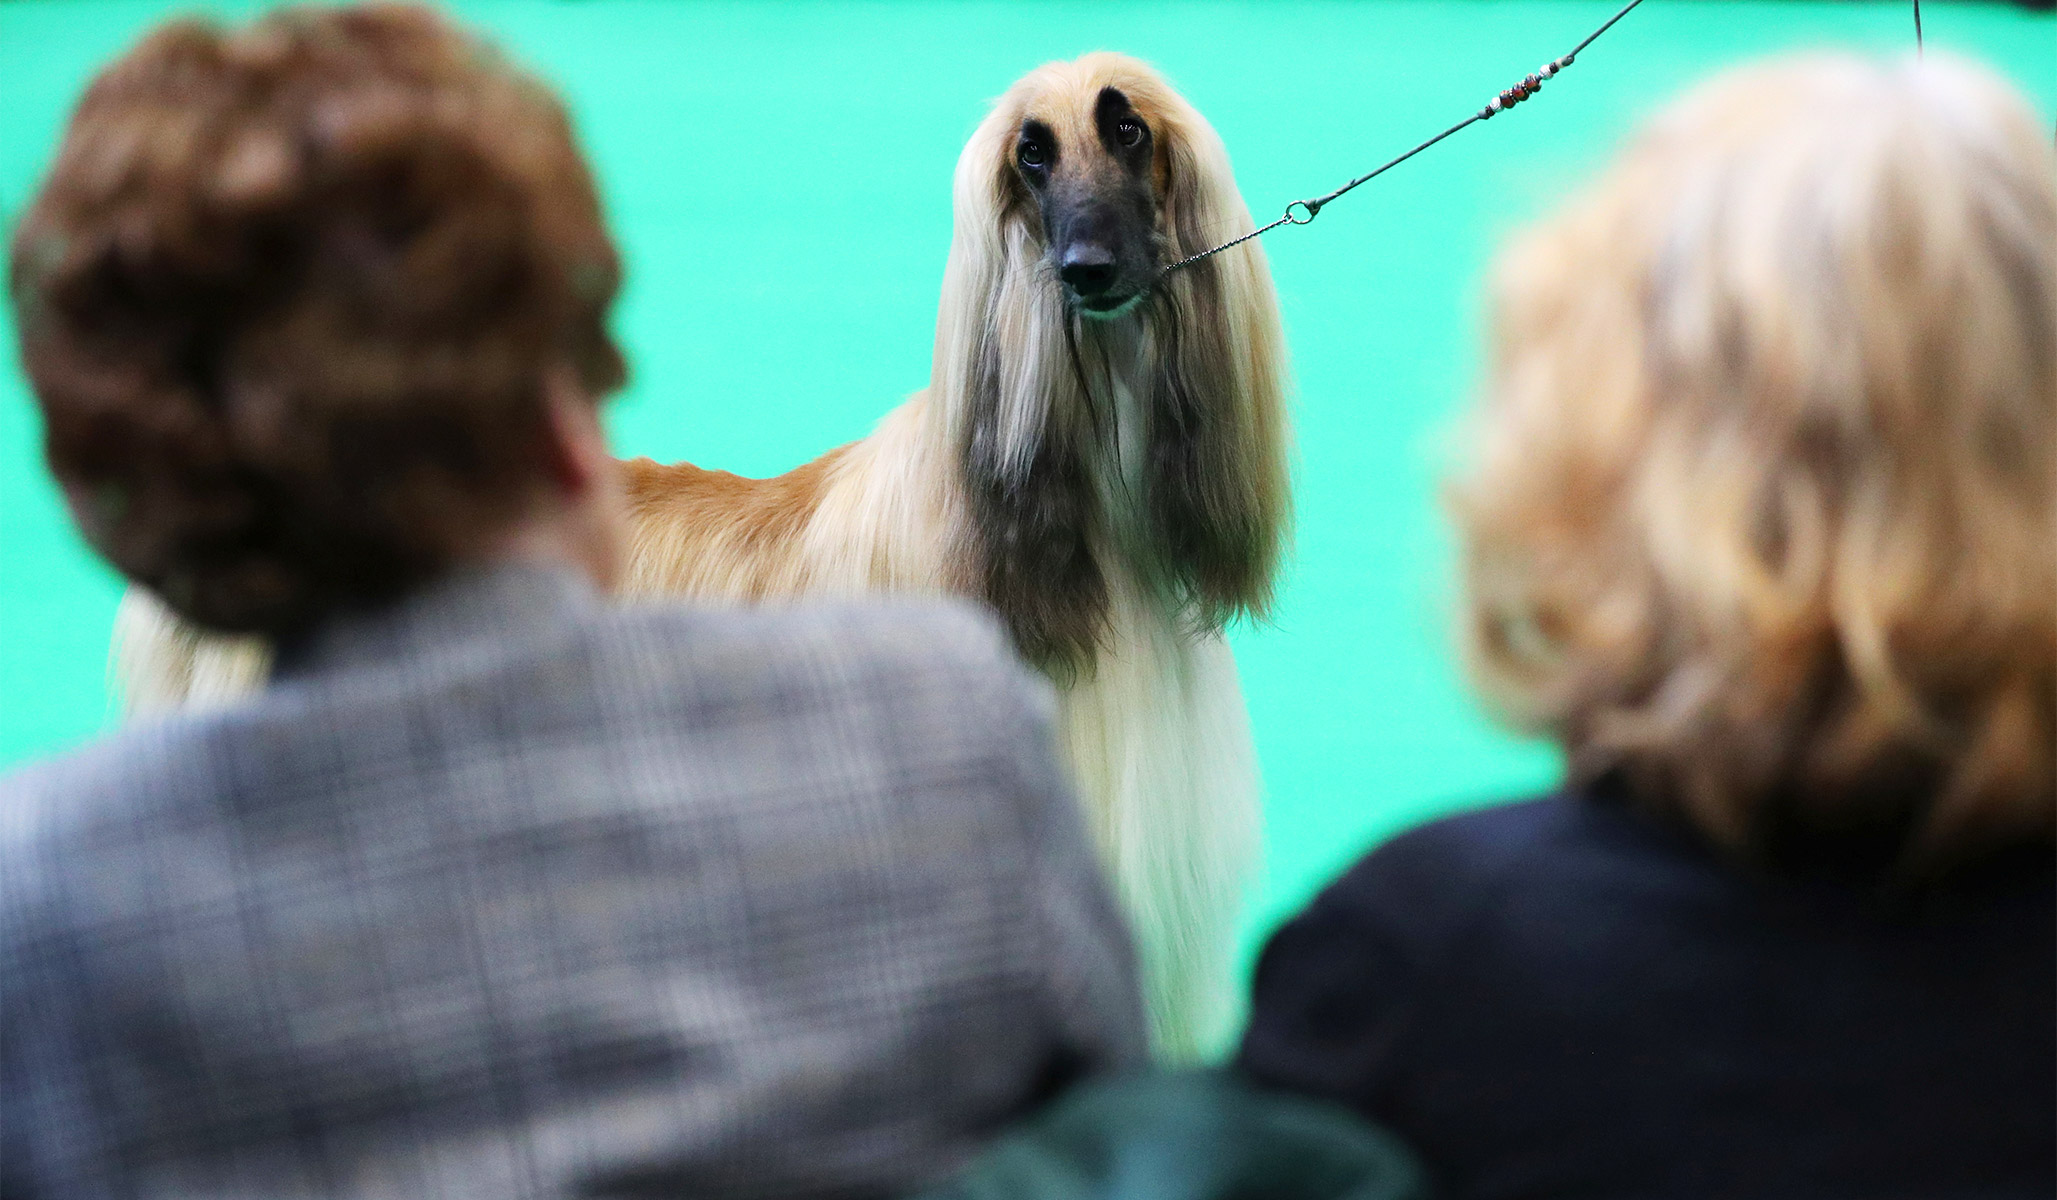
xmin=1059 ymin=244 xmax=1118 ymax=296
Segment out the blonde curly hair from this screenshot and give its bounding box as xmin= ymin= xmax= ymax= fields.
xmin=1453 ymin=54 xmax=2056 ymax=873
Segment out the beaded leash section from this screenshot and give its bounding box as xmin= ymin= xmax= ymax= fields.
xmin=1163 ymin=0 xmax=1648 ymax=275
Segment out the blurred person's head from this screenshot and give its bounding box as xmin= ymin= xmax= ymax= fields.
xmin=1453 ymin=55 xmax=2056 ymax=877
xmin=10 ymin=2 xmax=628 ymax=637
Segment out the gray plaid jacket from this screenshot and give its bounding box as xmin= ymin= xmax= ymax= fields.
xmin=0 ymin=564 xmax=1145 ymax=1199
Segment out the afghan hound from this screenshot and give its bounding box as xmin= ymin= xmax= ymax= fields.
xmin=115 ymin=52 xmax=1291 ymax=1060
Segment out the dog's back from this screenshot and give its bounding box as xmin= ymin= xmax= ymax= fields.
xmin=620 ymin=452 xmax=849 ymax=601
xmin=111 ymin=591 xmax=272 ymax=716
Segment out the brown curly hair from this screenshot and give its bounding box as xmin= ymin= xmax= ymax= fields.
xmin=10 ymin=3 xmax=626 ymax=635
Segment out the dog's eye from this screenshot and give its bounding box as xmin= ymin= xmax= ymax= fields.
xmin=1115 ymin=120 xmax=1144 ymax=147
xmin=1018 ymin=140 xmax=1047 ymax=168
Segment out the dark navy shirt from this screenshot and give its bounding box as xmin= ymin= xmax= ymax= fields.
xmin=1238 ymin=791 xmax=2055 ymax=1200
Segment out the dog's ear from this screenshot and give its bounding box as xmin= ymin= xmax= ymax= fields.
xmin=939 ymin=97 xmax=1109 ymax=679
xmin=964 ymin=368 xmax=1108 ymax=679
xmin=1147 ymin=100 xmax=1292 ymax=628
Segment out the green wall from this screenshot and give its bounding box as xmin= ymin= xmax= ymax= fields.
xmin=3 ymin=1 xmax=2052 ymax=973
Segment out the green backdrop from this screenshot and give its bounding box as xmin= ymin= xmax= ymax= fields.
xmin=3 ymin=1 xmax=2052 ymax=980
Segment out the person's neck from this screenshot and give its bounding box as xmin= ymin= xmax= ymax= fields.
xmin=483 ymin=502 xmax=619 ymax=592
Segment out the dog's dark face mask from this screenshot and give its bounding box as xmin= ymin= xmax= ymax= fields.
xmin=1013 ymin=86 xmax=1162 ymax=318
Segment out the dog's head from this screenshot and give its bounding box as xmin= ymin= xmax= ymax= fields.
xmin=967 ymin=53 xmax=1240 ymax=319
xmin=937 ymin=54 xmax=1290 ymax=674
xmin=1004 ymin=69 xmax=1166 ymax=316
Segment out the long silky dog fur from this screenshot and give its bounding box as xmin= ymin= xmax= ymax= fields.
xmin=114 ymin=53 xmax=1291 ymax=1060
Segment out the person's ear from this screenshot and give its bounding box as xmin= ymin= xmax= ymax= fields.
xmin=535 ymin=368 xmax=627 ymax=590
xmin=539 ymin=370 xmax=613 ymax=497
